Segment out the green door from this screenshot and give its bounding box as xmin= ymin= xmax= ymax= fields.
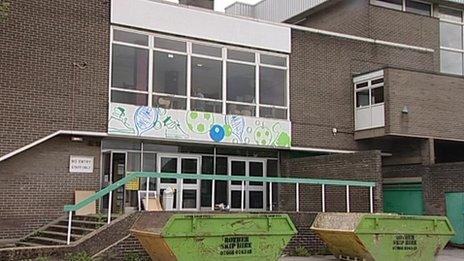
xmin=383 ymin=183 xmax=424 ymax=215
xmin=445 ymin=192 xmax=464 ymax=244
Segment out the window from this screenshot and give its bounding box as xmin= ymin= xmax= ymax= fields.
xmin=354 ymin=76 xmax=384 ymax=108
xmin=110 ymin=28 xmax=289 ymax=120
xmin=354 ymin=71 xmax=385 ymax=130
xmin=405 ymin=0 xmax=431 ymax=16
xmin=439 ymin=6 xmax=464 ymax=76
xmin=371 ymin=0 xmax=432 ymax=16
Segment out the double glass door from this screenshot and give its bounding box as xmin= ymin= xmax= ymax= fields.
xmin=228 ymin=158 xmax=266 ymax=211
xmin=157 ymin=154 xmax=200 ymax=210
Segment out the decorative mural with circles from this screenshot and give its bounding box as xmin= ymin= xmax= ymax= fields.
xmin=108 ymin=103 xmax=291 ymax=148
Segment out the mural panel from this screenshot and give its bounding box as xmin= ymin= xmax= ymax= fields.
xmin=108 ymin=103 xmax=291 ymax=148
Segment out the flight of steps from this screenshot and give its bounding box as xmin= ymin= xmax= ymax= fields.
xmin=15 ymin=215 xmax=113 ymax=247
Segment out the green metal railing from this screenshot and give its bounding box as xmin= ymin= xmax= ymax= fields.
xmin=63 ymin=172 xmax=376 ymax=244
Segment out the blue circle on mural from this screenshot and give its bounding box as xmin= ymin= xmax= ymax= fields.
xmin=210 ymin=124 xmax=225 ymax=142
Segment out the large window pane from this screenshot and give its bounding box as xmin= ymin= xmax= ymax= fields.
xmin=153 ymin=95 xmax=186 ymax=110
xmin=227 ymin=62 xmax=255 ymax=103
xmin=112 ymin=45 xmax=148 ymax=91
xmin=111 ymin=90 xmax=148 ymax=106
xmin=441 ymin=50 xmax=463 ymax=75
xmin=405 ymin=0 xmax=431 ymax=16
xmin=191 ymin=99 xmax=222 ymax=113
xmin=373 ymin=0 xmax=402 ymax=10
xmin=191 ymin=57 xmax=222 ymax=100
xmin=371 ymin=87 xmax=384 ymax=104
xmin=356 ymin=90 xmax=369 ymax=108
xmin=227 ymin=103 xmax=256 ymax=117
xmin=259 ymin=67 xmax=286 ymax=106
xmin=153 ymin=52 xmax=187 ymax=95
xmin=259 ymin=107 xmax=287 ymax=119
xmin=113 ymin=30 xmax=148 ymax=46
xmin=440 ymin=6 xmax=462 ymax=22
xmin=440 ymin=22 xmax=463 ymax=49
xmin=154 ymin=37 xmax=186 ymax=52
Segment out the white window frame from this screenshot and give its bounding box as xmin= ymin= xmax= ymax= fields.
xmin=109 ymin=26 xmax=290 ymax=121
xmin=353 ymin=70 xmax=385 ymax=131
xmin=438 ymin=5 xmax=464 ymax=76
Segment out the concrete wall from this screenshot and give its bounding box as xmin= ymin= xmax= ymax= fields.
xmin=278 ymin=151 xmax=383 ymax=212
xmin=385 ymin=68 xmax=464 ymax=141
xmin=0 ymin=0 xmax=110 ymax=158
xmin=0 ymin=136 xmax=101 ymax=240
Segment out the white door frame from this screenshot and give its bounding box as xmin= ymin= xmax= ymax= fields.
xmin=156 ymin=153 xmax=201 ymax=211
xmin=228 ymin=157 xmax=267 ymax=211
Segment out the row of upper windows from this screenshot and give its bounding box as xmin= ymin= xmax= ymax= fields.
xmin=439 ymin=6 xmax=464 ymax=76
xmin=371 ymin=0 xmax=432 ymax=16
xmin=110 ymin=28 xmax=289 ymax=120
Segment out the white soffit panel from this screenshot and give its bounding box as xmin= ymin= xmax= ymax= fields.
xmin=111 ymin=0 xmax=291 ymax=53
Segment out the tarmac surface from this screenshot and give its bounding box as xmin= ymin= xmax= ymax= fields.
xmin=280 ymin=247 xmax=464 ymax=261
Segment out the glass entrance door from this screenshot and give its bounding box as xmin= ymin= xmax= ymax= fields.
xmin=100 ymin=152 xmax=127 ymax=214
xmin=157 ymin=154 xmax=200 ymax=210
xmin=228 ymin=158 xmax=266 ymax=211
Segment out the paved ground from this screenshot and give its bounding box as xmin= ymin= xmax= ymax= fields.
xmin=280 ymin=247 xmax=464 ymax=261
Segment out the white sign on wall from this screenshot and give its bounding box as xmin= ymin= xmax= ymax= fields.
xmin=69 ymin=156 xmax=94 ymax=173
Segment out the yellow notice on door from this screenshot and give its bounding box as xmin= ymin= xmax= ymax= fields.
xmin=125 ymin=176 xmax=140 ymax=191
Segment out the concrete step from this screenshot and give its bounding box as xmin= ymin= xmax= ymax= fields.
xmin=28 ymin=236 xmax=68 ymax=245
xmin=15 ymin=241 xmax=43 ymax=247
xmin=40 ymin=230 xmax=83 ymax=239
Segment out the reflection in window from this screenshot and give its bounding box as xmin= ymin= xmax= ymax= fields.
xmin=192 ymin=43 xmax=222 ymax=57
xmin=260 ymin=54 xmax=286 ymax=67
xmin=227 ymin=103 xmax=255 ymax=117
xmin=111 ymin=90 xmax=147 ymax=106
xmin=154 ymin=37 xmax=186 ymax=52
xmin=371 ymin=87 xmax=384 ymax=104
xmin=153 ymin=52 xmax=187 ymax=95
xmin=112 ymin=45 xmax=148 ymax=91
xmin=441 ymin=50 xmax=463 ymax=75
xmin=440 ymin=22 xmax=463 ymax=49
xmin=259 ymin=67 xmax=286 ymax=106
xmin=153 ymin=95 xmax=186 ymax=110
xmin=191 ymin=99 xmax=222 ymax=113
xmin=405 ymin=0 xmax=431 ymax=16
xmin=227 ymin=62 xmax=255 ymax=103
xmin=439 ymin=7 xmax=462 ymax=22
xmin=113 ymin=30 xmax=148 ymax=46
xmin=356 ymin=90 xmax=370 ymax=107
xmin=228 ymin=49 xmax=255 ymax=62
xmin=191 ymin=57 xmax=222 ymax=100
xmin=259 ymin=107 xmax=287 ymax=120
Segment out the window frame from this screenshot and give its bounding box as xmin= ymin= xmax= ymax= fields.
xmin=109 ymin=26 xmax=290 ymax=120
xmin=370 ymin=0 xmax=433 ymax=16
xmin=438 ymin=5 xmax=464 ymax=76
xmin=354 ymin=76 xmax=385 ymax=109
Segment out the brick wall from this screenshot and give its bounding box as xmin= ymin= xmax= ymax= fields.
xmin=278 ymin=151 xmax=383 ymax=213
xmin=301 ymin=1 xmax=440 ymax=68
xmin=423 ymin=162 xmax=464 ymax=215
xmin=0 ymin=0 xmax=109 ymax=157
xmin=0 ymin=135 xmax=101 ymax=240
xmin=385 ymin=68 xmax=464 ymax=141
xmin=289 ymin=29 xmax=436 ymax=150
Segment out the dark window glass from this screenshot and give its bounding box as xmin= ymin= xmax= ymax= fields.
xmin=226 ymin=103 xmax=256 ymax=117
xmin=111 ymin=90 xmax=147 ymax=106
xmin=231 ymin=161 xmax=245 ymax=185
xmin=249 ymin=161 xmax=264 ymax=186
xmin=191 ymin=99 xmax=222 ymax=113
xmin=227 ymin=49 xmax=255 ymax=62
xmin=112 ymin=45 xmax=148 ymax=91
xmin=260 ymin=54 xmax=286 ymax=67
xmin=249 ymin=191 xmax=264 ymax=209
xmin=440 ymin=7 xmax=462 ymax=22
xmin=191 ymin=57 xmax=222 ymax=100
xmin=259 ymin=107 xmax=287 ymax=120
xmin=371 ymin=78 xmax=384 ymax=85
xmin=160 ymin=157 xmax=177 ymax=184
xmin=405 ymin=0 xmax=431 ymax=16
xmin=259 ymin=67 xmax=286 ymax=106
xmin=113 ymin=30 xmax=148 ymax=45
xmin=356 ymin=82 xmax=368 ymax=89
xmin=371 ymin=87 xmax=384 ymax=104
xmin=153 ymin=52 xmax=187 ymax=95
xmin=154 ymin=37 xmax=186 ymax=52
xmin=153 ymin=95 xmax=186 ymax=110
xmin=356 ymin=90 xmax=369 ymax=107
xmin=192 ymin=44 xmax=222 ymax=57
xmin=227 ymin=62 xmax=255 ymax=103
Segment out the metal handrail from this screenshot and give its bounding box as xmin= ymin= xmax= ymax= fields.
xmin=63 ymin=171 xmax=376 ymax=244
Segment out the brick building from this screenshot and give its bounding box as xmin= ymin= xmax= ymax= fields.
xmin=1 ymin=0 xmax=463 ymax=253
